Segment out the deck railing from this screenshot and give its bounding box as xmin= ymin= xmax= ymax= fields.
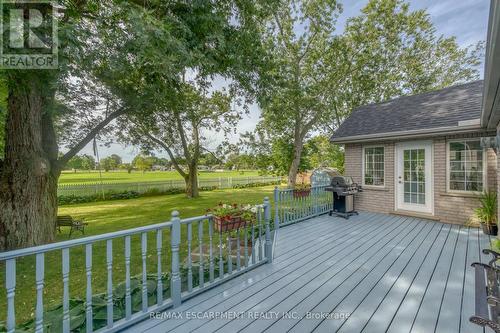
xmin=273 ymin=185 xmax=332 ymax=228
xmin=1 ymin=198 xmax=272 ymax=333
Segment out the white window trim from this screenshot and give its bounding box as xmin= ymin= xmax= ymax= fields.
xmin=362 ymin=145 xmax=385 ymax=188
xmin=446 ymin=139 xmax=488 ymax=194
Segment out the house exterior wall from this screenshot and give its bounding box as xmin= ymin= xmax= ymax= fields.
xmin=344 ymin=134 xmax=498 ymax=225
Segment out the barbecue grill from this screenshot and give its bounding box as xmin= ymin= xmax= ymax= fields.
xmin=325 ymin=176 xmax=362 ymax=219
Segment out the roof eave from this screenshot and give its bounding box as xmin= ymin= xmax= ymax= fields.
xmin=481 ymin=0 xmax=500 ymax=130
xmin=330 ymin=124 xmax=488 ymax=144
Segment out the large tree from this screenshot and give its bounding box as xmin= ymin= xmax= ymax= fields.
xmin=256 ymin=0 xmax=483 ymax=187
xmin=0 ymin=0 xmax=278 ymax=250
xmin=122 ymin=83 xmax=238 ymax=198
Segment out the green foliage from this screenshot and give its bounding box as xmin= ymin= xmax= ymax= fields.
xmin=475 ymin=191 xmax=497 ymax=226
xmin=232 ymin=181 xmax=281 ymax=189
xmin=132 ymin=155 xmax=155 ymax=173
xmin=58 ymin=191 xmax=141 ymax=205
xmin=304 ymin=135 xmax=344 ymax=173
xmin=253 ymin=0 xmax=482 ymax=185
xmin=491 ymin=239 xmax=500 ymax=253
xmin=3 ymin=264 xmax=223 ymax=333
xmin=294 ymin=183 xmax=311 ymax=191
xmin=66 ymin=155 xmax=96 ymax=171
xmin=99 ymin=154 xmax=123 ymax=172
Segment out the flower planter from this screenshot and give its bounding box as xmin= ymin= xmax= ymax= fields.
xmin=214 ymin=215 xmax=248 ymax=232
xmin=480 ymin=222 xmax=498 ymax=236
xmin=293 ymin=189 xmax=311 ymax=198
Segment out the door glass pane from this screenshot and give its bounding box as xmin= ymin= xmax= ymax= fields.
xmin=403 ymin=148 xmax=425 ymax=205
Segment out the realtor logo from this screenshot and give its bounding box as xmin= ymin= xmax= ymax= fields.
xmin=0 ymin=0 xmax=58 ymax=69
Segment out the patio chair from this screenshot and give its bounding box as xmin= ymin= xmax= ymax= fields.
xmin=470 ymin=248 xmax=500 ymax=333
xmin=57 ymin=215 xmax=88 ymax=238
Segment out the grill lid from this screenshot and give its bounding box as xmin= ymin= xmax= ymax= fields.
xmin=331 ymin=176 xmax=354 ymax=187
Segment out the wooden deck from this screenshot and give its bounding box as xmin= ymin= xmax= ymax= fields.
xmin=129 ymin=212 xmax=494 ymax=333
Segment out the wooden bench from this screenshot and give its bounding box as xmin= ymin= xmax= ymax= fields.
xmin=57 ymin=215 xmax=88 ymax=238
xmin=470 ymin=248 xmax=500 ymax=332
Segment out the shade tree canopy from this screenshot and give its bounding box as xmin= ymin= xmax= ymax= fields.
xmin=0 ymin=0 xmax=280 ymax=250
xmin=254 ymin=0 xmax=483 ymax=187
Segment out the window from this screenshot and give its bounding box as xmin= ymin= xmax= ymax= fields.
xmin=448 ymin=140 xmax=484 ymax=192
xmin=363 ymin=147 xmax=384 ymax=186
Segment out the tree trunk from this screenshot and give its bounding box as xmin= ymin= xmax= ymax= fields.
xmin=288 ymin=141 xmax=304 ymax=188
xmin=0 ymin=76 xmax=59 ymax=251
xmin=185 ymin=165 xmax=199 ymax=198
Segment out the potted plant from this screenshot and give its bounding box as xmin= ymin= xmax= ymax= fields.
xmin=475 ymin=191 xmax=498 ymax=235
xmin=208 ymin=203 xmax=257 ymax=232
xmin=293 ymin=183 xmax=311 ymax=198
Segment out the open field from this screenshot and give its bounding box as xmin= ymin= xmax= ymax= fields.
xmin=59 ymin=170 xmax=262 ymax=185
xmin=0 ymin=186 xmax=275 ymax=326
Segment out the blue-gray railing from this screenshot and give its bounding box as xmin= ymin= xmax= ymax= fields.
xmin=273 ymin=185 xmax=332 ymax=227
xmin=0 ymin=198 xmax=272 ymax=333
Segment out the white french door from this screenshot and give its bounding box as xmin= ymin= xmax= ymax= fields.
xmin=395 ymin=141 xmax=433 ymax=214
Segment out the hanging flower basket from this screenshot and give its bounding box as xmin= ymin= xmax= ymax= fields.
xmin=214 ymin=215 xmax=248 ymax=232
xmin=293 ymin=189 xmax=311 ymax=198
xmin=208 ymin=202 xmax=257 ymax=233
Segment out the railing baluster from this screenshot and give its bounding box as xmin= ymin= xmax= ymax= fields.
xmin=187 ymin=223 xmax=193 ymax=292
xmin=251 ymin=225 xmax=256 ymax=265
xmin=6 ymin=259 xmax=15 ymax=333
xmin=209 ymin=218 xmax=214 ymax=282
xmin=141 ymin=232 xmax=148 ymax=312
xmin=35 ymin=253 xmax=44 ymax=333
xmin=286 ymin=191 xmax=290 ymax=223
xmin=62 ymin=249 xmax=70 ymax=333
xmin=198 ymin=221 xmax=204 ymax=288
xmin=258 ymin=207 xmax=263 ymax=261
xmin=85 ymin=244 xmax=93 ymax=333
xmin=219 ymin=231 xmax=224 ymax=279
xmin=236 ymin=228 xmax=241 ymax=271
xmin=124 ymin=236 xmax=132 ymax=319
xmin=244 ymin=225 xmax=249 ymax=267
xmin=156 ymin=229 xmax=163 ymax=306
xmin=106 ymin=240 xmax=113 ymax=328
xmin=273 ymin=186 xmax=280 ymax=228
xmin=170 ymin=211 xmax=182 ymax=307
xmin=227 ymin=234 xmax=232 ymax=274
xmin=264 ymin=197 xmax=273 ymax=263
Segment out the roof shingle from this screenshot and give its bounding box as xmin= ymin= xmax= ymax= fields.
xmin=331 ymin=80 xmax=484 ymax=141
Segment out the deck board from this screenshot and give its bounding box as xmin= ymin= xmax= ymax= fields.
xmin=128 ymin=213 xmax=491 ymax=333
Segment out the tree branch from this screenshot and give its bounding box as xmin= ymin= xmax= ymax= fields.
xmin=58 ymin=107 xmax=127 ymax=166
xmin=201 ymin=147 xmax=223 ymax=164
xmin=143 ymin=132 xmax=188 ymax=178
xmin=174 ymin=110 xmax=192 ymax=163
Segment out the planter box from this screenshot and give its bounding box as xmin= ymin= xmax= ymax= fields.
xmin=480 ymin=222 xmax=498 ymax=236
xmin=214 ymin=215 xmax=248 ymax=232
xmin=293 ymin=189 xmax=311 ymax=198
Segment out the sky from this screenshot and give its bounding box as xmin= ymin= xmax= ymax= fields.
xmin=77 ymin=0 xmax=491 ymax=163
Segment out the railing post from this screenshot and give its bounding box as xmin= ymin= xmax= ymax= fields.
xmin=273 ymin=186 xmax=280 ymax=230
xmin=6 ymin=259 xmax=16 ymax=333
xmin=264 ymin=197 xmax=273 ymax=263
xmin=170 ymin=211 xmax=182 ymax=307
xmin=313 ymin=186 xmax=319 ymax=216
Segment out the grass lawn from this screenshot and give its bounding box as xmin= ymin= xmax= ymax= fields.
xmin=59 ymin=170 xmax=263 ymax=185
xmin=0 ymin=186 xmax=275 ymax=325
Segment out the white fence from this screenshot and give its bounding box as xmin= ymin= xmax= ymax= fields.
xmin=58 ymin=176 xmax=284 ymax=196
